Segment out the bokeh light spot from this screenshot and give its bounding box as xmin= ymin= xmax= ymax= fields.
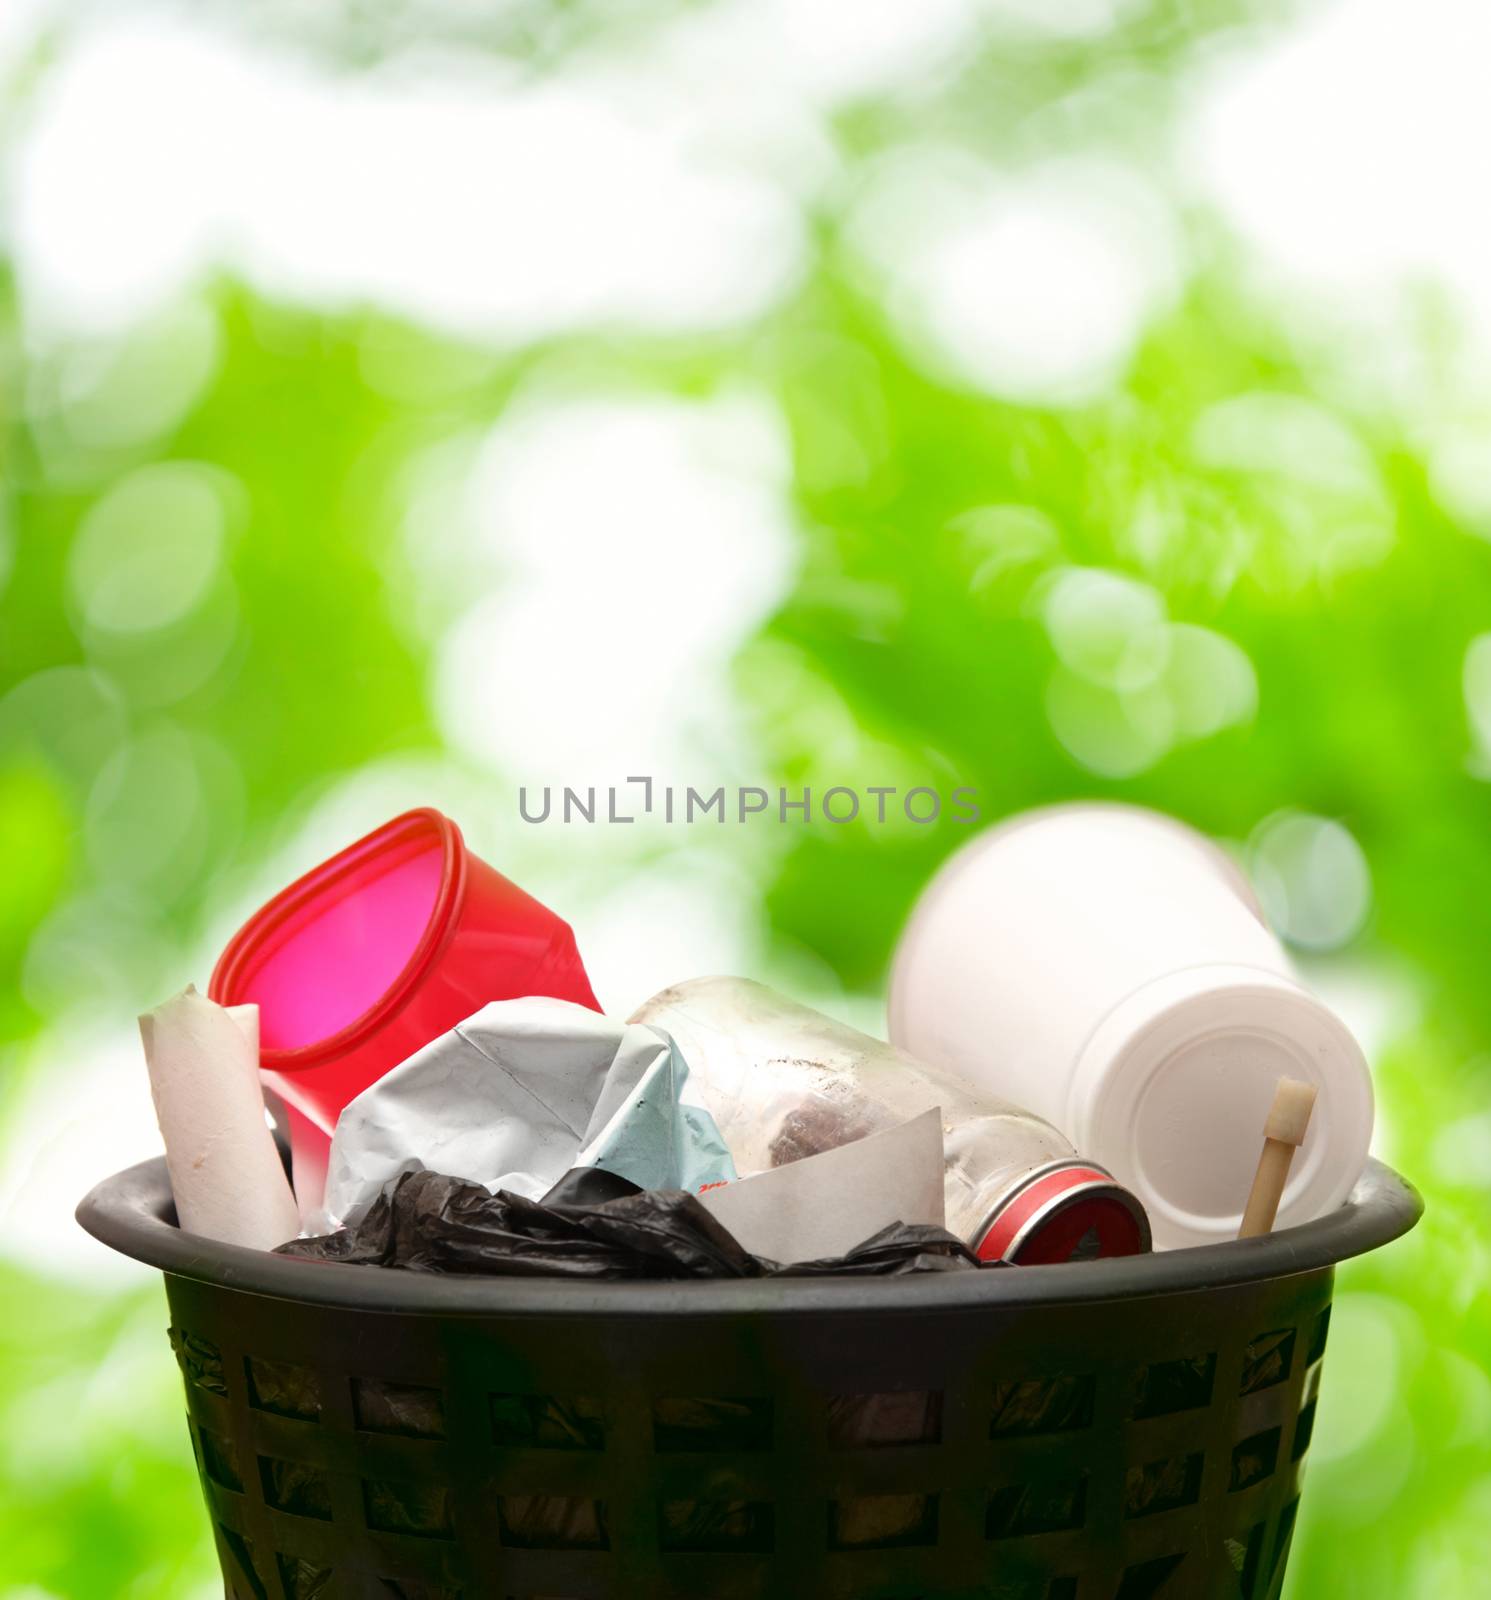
xmin=1429 ymin=1108 xmax=1491 ymax=1191
xmin=82 ymin=725 xmax=210 ymax=898
xmin=1311 ymin=1292 xmax=1409 ymax=1463
xmin=1045 ymin=665 xmax=1174 ymax=778
xmin=1160 ymin=624 xmax=1257 ymax=739
xmin=1040 ymin=567 xmax=1167 ymax=688
xmin=12 ymin=19 xmax=807 ymax=340
xmin=436 ymin=389 xmax=795 ymax=775
xmin=54 ymin=298 xmax=221 ymax=453
xmin=80 ymin=579 xmax=242 ymax=711
xmin=0 ymin=666 xmax=127 ymax=792
xmin=1248 ymin=811 xmax=1372 ymax=951
xmin=1462 ymin=633 xmax=1491 ymax=776
xmin=948 ymin=504 xmax=1063 ymax=592
xmin=68 ymin=463 xmax=231 ymax=636
xmin=1191 ymin=392 xmax=1383 ymax=499
xmin=1429 ymin=426 xmax=1491 ymax=538
xmin=852 ymin=155 xmax=1179 ymax=404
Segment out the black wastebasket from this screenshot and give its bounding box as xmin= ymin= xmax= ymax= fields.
xmin=78 ymin=1158 xmax=1420 ymax=1600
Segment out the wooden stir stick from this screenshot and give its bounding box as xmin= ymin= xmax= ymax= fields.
xmin=1238 ymin=1077 xmax=1318 ymax=1239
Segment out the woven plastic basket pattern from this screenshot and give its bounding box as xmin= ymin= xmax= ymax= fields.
xmin=163 ymin=1263 xmax=1331 ymax=1600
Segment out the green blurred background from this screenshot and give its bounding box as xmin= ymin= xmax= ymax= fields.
xmin=3 ymin=0 xmax=1490 ymax=1594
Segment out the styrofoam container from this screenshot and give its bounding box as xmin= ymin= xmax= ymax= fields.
xmin=887 ymin=803 xmax=1374 ymax=1250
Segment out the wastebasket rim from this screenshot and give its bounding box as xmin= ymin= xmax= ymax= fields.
xmin=76 ymin=1157 xmax=1420 ymax=1317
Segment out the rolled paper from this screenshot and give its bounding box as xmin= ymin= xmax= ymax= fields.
xmin=139 ymin=987 xmax=301 ymax=1249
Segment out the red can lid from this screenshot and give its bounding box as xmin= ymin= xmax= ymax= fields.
xmin=975 ymin=1162 xmax=1152 ymax=1265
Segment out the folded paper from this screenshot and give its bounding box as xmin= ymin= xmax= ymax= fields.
xmin=139 ymin=987 xmax=301 ymax=1250
xmin=697 ymin=1108 xmax=944 ymax=1263
xmin=322 ymin=997 xmax=735 ymax=1226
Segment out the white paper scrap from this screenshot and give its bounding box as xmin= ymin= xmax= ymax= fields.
xmin=697 ymin=1108 xmax=944 ymax=1263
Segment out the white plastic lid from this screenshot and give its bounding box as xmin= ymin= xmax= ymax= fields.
xmin=1068 ymin=964 xmax=1375 ymax=1251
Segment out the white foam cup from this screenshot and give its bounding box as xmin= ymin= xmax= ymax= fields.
xmin=887 ymin=803 xmax=1374 ymax=1249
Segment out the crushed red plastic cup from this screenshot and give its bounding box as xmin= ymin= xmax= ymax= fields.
xmin=209 ymin=808 xmax=600 ymax=1198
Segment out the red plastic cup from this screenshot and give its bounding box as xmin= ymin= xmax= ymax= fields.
xmin=208 ymin=808 xmax=600 ymax=1201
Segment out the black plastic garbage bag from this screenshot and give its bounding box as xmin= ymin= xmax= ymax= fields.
xmin=276 ymin=1168 xmax=987 ymax=1280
